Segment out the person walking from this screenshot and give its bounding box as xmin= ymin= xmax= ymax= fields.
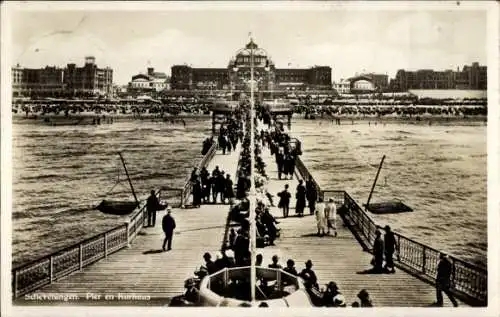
xmin=224 ymin=174 xmax=235 ymax=204
xmin=325 ymin=198 xmax=337 ymax=236
xmin=162 ymin=208 xmax=176 ymax=251
xmin=383 ymin=225 xmax=396 ymax=273
xmin=278 ymin=184 xmax=291 ymax=218
xmin=295 ymin=180 xmax=306 ymax=216
xmin=434 ymin=253 xmax=459 ymax=307
xmin=146 ymin=190 xmax=161 ymax=227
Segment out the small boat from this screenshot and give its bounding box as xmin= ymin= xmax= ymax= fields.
xmin=96 ymin=152 xmax=140 ymax=216
xmin=364 ymin=155 xmax=413 ymax=215
xmin=95 ymin=200 xmax=139 ymax=215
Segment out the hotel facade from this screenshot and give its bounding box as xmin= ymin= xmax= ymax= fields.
xmin=12 ymin=56 xmax=113 ymax=98
xmin=170 ymin=40 xmax=332 ymax=92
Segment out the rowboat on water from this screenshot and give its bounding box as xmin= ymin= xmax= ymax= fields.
xmin=96 ymin=152 xmax=140 ymax=216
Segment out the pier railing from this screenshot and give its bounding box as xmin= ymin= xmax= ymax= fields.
xmin=295 ymin=156 xmax=487 ymax=306
xmin=12 ymin=187 xmax=183 ymax=299
xmin=181 ymin=139 xmax=218 ymax=207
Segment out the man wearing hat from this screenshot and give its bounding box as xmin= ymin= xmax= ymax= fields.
xmin=372 ymin=229 xmax=384 ymax=273
xmin=162 ymin=208 xmax=176 ymax=251
xmin=323 ymin=281 xmax=340 ymax=307
xmin=383 ymin=225 xmax=396 ymax=273
xmin=435 ymin=253 xmax=459 ymax=307
xmin=300 ymin=260 xmax=318 ymax=290
xmin=357 ymin=289 xmax=373 ymax=307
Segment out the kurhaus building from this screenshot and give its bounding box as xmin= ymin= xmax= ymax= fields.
xmin=170 ymin=40 xmax=332 ymax=91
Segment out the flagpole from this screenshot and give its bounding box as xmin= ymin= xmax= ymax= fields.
xmin=249 ymin=35 xmax=257 ymax=304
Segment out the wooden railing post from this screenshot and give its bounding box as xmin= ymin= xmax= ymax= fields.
xmin=397 ymin=235 xmax=401 ymax=261
xmin=79 ymin=244 xmax=83 ymax=271
xmin=104 ymin=233 xmax=108 ymax=258
xmin=49 ymin=256 xmax=54 ymax=282
xmin=126 ymin=222 xmax=131 ymax=248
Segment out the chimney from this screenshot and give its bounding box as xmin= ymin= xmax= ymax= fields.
xmin=147 ymin=67 xmax=154 ymax=76
xmin=85 ymin=56 xmax=95 ymax=65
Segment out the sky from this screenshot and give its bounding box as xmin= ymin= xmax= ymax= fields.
xmin=9 ymin=4 xmax=488 ymax=85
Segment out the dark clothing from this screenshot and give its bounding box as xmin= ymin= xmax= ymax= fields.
xmin=306 ymin=180 xmax=318 ymax=215
xmin=373 ymin=236 xmax=384 ymax=272
xmin=436 ymin=257 xmax=458 ymax=306
xmin=205 ymin=260 xmax=218 ymax=275
xmin=384 ymin=231 xmax=396 ymax=270
xmin=300 ymin=268 xmax=318 ymax=289
xmin=283 ymin=267 xmax=298 ymax=276
xmin=225 ymin=178 xmax=234 ymax=201
xmin=268 ymin=263 xmax=282 ymax=269
xmin=163 ymin=231 xmax=173 ymax=251
xmin=278 ymin=190 xmax=291 ymax=218
xmin=147 ymin=193 xmax=161 ymax=227
xmin=323 ymin=290 xmax=340 ymax=307
xmin=193 ymin=180 xmax=202 ymax=206
xmin=295 ymin=184 xmax=306 ymax=215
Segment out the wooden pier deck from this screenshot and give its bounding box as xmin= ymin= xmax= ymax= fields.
xmin=17 ymin=145 xmax=241 ymax=306
xmin=256 ymin=136 xmax=466 ymax=307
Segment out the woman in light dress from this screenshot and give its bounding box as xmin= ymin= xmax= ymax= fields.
xmin=315 ymin=197 xmax=327 ymax=236
xmin=325 ymin=198 xmax=337 ymax=237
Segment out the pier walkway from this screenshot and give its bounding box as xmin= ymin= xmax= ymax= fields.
xmin=256 ymin=135 xmax=467 ymax=307
xmin=17 ymin=145 xmax=241 ymax=305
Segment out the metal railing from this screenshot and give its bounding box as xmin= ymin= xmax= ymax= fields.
xmin=12 ymin=188 xmax=183 ymax=299
xmin=294 ymin=156 xmax=487 ymax=306
xmin=181 ymin=139 xmax=219 ymax=207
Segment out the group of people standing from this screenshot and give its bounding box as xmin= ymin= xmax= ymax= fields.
xmin=218 ymin=117 xmax=243 ymax=155
xmin=190 ymin=165 xmax=235 ymax=206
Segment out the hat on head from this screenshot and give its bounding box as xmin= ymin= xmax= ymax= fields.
xmin=384 ymin=225 xmax=391 ymax=231
xmin=327 ymin=281 xmax=338 ymax=290
xmin=167 ymin=207 xmax=172 ymax=212
xmin=357 ymin=289 xmax=369 ymax=300
xmin=329 ymin=198 xmax=334 ymax=202
xmin=305 ymin=259 xmax=313 ymax=266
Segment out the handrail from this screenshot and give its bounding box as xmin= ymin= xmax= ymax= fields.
xmin=181 ymin=139 xmax=219 ymax=207
xmin=12 ymin=184 xmax=187 ymax=298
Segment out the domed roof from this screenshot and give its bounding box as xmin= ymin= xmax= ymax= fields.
xmin=235 ymin=39 xmax=268 ymax=57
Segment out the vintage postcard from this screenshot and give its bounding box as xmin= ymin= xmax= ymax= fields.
xmin=1 ymin=1 xmax=498 ymax=317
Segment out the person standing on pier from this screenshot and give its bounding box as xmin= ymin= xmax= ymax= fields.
xmin=224 ymin=174 xmax=235 ymax=204
xmin=278 ymin=184 xmax=291 ymax=218
xmin=147 ymin=190 xmax=161 ymax=227
xmin=162 ymin=208 xmax=176 ymax=251
xmin=295 ymin=180 xmax=306 ymax=216
xmin=276 ymin=147 xmax=284 ymax=180
xmin=315 ymin=197 xmax=327 ymax=236
xmin=306 ymin=177 xmax=318 ymax=215
xmin=192 ymin=177 xmax=202 ymax=208
xmin=383 ymin=225 xmax=396 ymax=273
xmin=435 ymin=253 xmax=459 ymax=307
xmin=372 ymin=230 xmax=384 ymax=273
xmin=325 ymin=198 xmax=337 ymax=236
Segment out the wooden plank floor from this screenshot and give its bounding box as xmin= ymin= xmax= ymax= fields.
xmin=17 ymin=146 xmax=241 ymax=305
xmin=256 ymin=126 xmax=466 ymax=307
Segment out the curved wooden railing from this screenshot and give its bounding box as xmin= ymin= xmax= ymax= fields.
xmin=12 ymin=187 xmax=184 ymax=299
xmin=295 ymin=155 xmax=487 ymax=306
xmin=181 ymin=139 xmax=218 ymax=207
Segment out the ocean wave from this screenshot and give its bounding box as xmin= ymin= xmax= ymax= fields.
xmin=432 ymin=156 xmax=463 ymax=163
xmin=395 ymin=130 xmax=414 ymax=135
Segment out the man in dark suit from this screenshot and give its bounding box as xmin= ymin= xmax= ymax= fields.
xmin=147 ymin=190 xmax=160 ymax=227
xmin=435 ymin=253 xmax=459 ymax=307
xmin=162 ymin=208 xmax=176 ymax=251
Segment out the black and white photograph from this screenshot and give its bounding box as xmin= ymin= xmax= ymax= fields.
xmin=1 ymin=1 xmax=498 ymax=316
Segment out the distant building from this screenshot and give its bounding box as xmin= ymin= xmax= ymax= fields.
xmin=12 ymin=64 xmax=65 ymax=98
xmin=333 ymin=79 xmax=351 ymax=94
xmin=12 ymin=56 xmax=113 ymax=98
xmin=64 ymin=56 xmax=113 ymax=97
xmin=390 ymin=62 xmax=487 ymax=92
xmin=170 ymin=40 xmax=332 ymax=91
xmin=128 ymin=67 xmax=169 ymax=97
xmin=347 ymin=73 xmax=389 ymax=93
